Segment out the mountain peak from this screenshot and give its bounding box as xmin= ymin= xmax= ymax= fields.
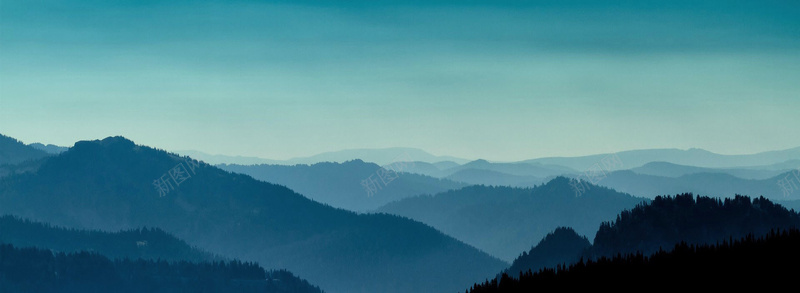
xmin=540 ymin=176 xmax=578 ymax=191
xmin=72 ymin=136 xmax=136 ymax=151
xmin=686 ymin=147 xmax=712 ymax=153
xmin=466 ymin=159 xmax=490 ymax=165
xmin=506 ymin=226 xmax=591 ymax=275
xmin=98 ymin=136 xmax=136 ymax=147
xmin=100 ymin=135 xmax=134 ymax=144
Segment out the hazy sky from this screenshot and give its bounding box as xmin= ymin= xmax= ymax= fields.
xmin=2 ymin=0 xmax=799 ymax=161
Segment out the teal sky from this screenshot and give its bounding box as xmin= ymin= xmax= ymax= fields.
xmin=2 ymin=0 xmax=799 ymax=161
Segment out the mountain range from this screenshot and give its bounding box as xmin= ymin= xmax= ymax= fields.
xmin=0 ymin=136 xmax=505 ymax=293
xmin=630 ymin=161 xmax=798 ymax=180
xmin=592 ymin=170 xmax=799 ymax=201
xmin=27 ymin=143 xmax=69 ymax=154
xmin=219 ymin=160 xmax=467 ymax=212
xmin=591 ymin=194 xmax=800 ymax=257
xmin=0 ymin=134 xmax=50 ymax=165
xmin=377 ymin=177 xmax=646 ymax=262
xmin=0 ymin=215 xmax=213 ymax=262
xmin=498 ymin=193 xmax=800 ymax=278
xmin=180 ymin=146 xmax=800 ymax=173
xmin=1 ymin=242 xmax=323 ymax=293
xmin=176 ymin=147 xmax=471 ymax=166
xmin=523 ymin=147 xmax=800 ymax=171
xmin=3 ymin=132 xmax=800 ymax=292
xmin=190 ymin=145 xmax=800 ymax=203
xmin=469 ymin=229 xmax=800 ymax=292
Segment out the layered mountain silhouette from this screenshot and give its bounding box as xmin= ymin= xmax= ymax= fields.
xmin=219 ymin=160 xmax=466 ymax=212
xmin=0 ymin=136 xmax=505 ymax=293
xmin=394 ymin=148 xmax=799 ymax=195
xmin=194 ymin=145 xmax=800 ymax=202
xmin=377 ymin=177 xmax=645 ymax=261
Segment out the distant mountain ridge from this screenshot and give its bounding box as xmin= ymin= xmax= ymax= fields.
xmin=377 ymin=177 xmax=646 ymax=261
xmin=27 ymin=143 xmax=69 ymax=154
xmin=524 ymin=147 xmax=800 ymax=171
xmin=369 ymin=147 xmax=800 ymax=189
xmin=593 ymin=169 xmax=799 ymax=200
xmin=395 ymin=159 xmax=576 ymax=187
xmin=219 ymin=160 xmax=467 ymax=212
xmin=175 ymin=147 xmax=470 ymax=166
xmin=445 ymin=169 xmax=544 ymax=188
xmin=631 ymin=161 xmax=795 ymax=180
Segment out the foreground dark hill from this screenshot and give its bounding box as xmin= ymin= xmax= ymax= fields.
xmin=502 ymin=194 xmax=800 ymax=277
xmin=468 ymin=229 xmax=800 ymax=292
xmin=219 ymin=161 xmax=466 ymax=212
xmin=504 ymin=227 xmax=590 ymax=277
xmin=0 ymin=215 xmax=212 ymax=262
xmin=592 ymin=194 xmax=800 ymax=257
xmin=377 ymin=177 xmax=645 ymax=261
xmin=0 ymin=136 xmax=505 ymax=293
xmin=0 ymin=243 xmax=322 ymax=293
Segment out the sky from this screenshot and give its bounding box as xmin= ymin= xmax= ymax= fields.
xmin=1 ymin=0 xmax=799 ymax=161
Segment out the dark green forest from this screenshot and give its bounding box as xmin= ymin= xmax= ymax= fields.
xmin=0 ymin=215 xmax=213 ymax=262
xmin=591 ymin=193 xmax=800 ymax=257
xmin=498 ymin=193 xmax=800 ymax=284
xmin=469 ymin=229 xmax=800 ymax=292
xmin=0 ymin=243 xmax=323 ymax=293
